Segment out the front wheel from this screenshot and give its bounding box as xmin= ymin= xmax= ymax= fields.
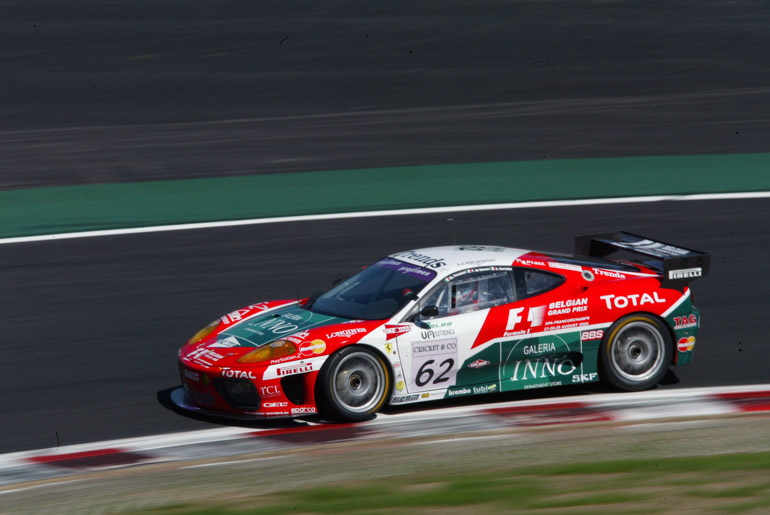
xmin=316 ymin=346 xmax=391 ymax=422
xmin=599 ymin=314 xmax=672 ymax=391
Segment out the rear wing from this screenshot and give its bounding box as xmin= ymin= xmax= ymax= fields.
xmin=575 ymin=231 xmax=710 ymax=290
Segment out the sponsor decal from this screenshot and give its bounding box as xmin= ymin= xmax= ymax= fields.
xmin=674 ymin=315 xmax=698 ymax=329
xmin=572 ymin=372 xmax=598 ymax=383
xmin=592 ymin=268 xmax=626 ymax=279
xmin=375 ymin=258 xmax=437 ymax=281
xmin=277 ymin=364 xmax=313 ymax=377
xmin=420 ymin=329 xmax=456 ymax=339
xmin=447 ymin=387 xmax=472 ymax=397
xmin=209 ymin=336 xmax=241 ymax=348
xmin=391 ymin=250 xmax=447 ymax=269
xmin=515 ymin=258 xmax=547 ymax=267
xmin=299 ymin=339 xmax=326 ymax=356
xmin=259 ymin=385 xmax=281 ymax=398
xmin=392 ymin=394 xmax=419 ymax=404
xmin=523 ymin=342 xmax=556 ymax=355
xmin=421 ymin=393 xmax=430 ymax=399
xmin=548 ymin=262 xmax=582 ymax=272
xmin=504 ymin=306 xmax=545 ymax=336
xmin=614 ymin=239 xmax=690 ymax=258
xmin=468 ymin=359 xmax=491 ymax=369
xmin=425 ymin=320 xmax=453 ymax=329
xmin=678 ymin=336 xmax=696 ymax=352
xmin=184 ymin=369 xmax=200 ymax=382
xmin=599 ymin=292 xmax=665 ymax=309
xmin=457 ymin=245 xmax=506 ymax=252
xmin=187 ymin=348 xmax=226 ymax=366
xmin=326 ymin=328 xmax=367 ymax=339
xmin=262 ymin=401 xmax=288 ymax=408
xmin=472 ymin=383 xmax=498 ymax=395
xmin=384 ymin=343 xmax=393 ymax=354
xmin=384 ymin=324 xmax=411 ymax=341
xmin=580 ymin=330 xmax=604 ymax=341
xmin=410 ymin=339 xmax=458 ymax=391
xmin=457 ymin=258 xmax=497 ymax=266
xmin=221 ymin=368 xmax=257 ymax=379
xmin=669 ymin=268 xmax=702 ymax=280
xmin=291 ymin=407 xmax=317 ymax=414
xmin=396 ymin=380 xmax=405 ymax=392
xmin=506 ymin=307 xmax=525 ymax=332
xmin=547 ymin=298 xmax=588 ymax=316
xmin=248 ymin=302 xmax=270 ymax=311
xmin=508 ymin=356 xmax=577 ymax=382
xmin=253 ymin=317 xmax=301 ymax=335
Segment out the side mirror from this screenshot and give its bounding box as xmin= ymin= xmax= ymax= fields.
xmin=420 ymin=305 xmax=439 ymax=318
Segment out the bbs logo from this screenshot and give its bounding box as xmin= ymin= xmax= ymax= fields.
xmin=580 ymin=330 xmax=604 ymax=341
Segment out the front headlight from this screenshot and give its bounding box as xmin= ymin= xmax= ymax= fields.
xmin=187 ymin=319 xmax=221 ymax=346
xmin=238 ymin=340 xmax=297 ymax=363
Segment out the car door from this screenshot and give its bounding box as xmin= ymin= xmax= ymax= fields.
xmin=394 ymin=269 xmax=516 ymax=398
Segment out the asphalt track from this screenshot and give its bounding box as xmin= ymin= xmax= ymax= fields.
xmin=2 ymin=197 xmax=769 ymax=454
xmin=2 ymin=1 xmax=770 ymax=455
xmin=3 ymin=0 xmax=770 ymax=188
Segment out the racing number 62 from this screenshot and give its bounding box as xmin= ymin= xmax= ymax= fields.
xmin=415 ymin=358 xmax=454 ymax=387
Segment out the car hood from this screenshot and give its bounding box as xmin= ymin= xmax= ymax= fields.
xmin=213 ymin=304 xmax=350 ymax=349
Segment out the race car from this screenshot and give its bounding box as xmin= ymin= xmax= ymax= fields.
xmin=174 ymin=232 xmax=709 ymax=422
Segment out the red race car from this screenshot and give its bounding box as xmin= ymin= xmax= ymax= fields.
xmin=174 ymin=232 xmax=709 ymax=422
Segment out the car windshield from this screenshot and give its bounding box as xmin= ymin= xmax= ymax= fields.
xmin=307 ymin=258 xmax=437 ymax=320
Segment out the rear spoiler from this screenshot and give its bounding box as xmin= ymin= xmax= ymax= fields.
xmin=575 ymin=231 xmax=710 ymax=290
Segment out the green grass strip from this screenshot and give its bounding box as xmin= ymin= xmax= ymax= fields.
xmin=2 ymin=153 xmax=769 ymax=239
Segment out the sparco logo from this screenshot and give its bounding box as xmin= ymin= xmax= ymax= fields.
xmin=668 ymin=267 xmax=702 ymax=280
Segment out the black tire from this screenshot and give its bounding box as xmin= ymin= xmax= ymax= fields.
xmin=315 ymin=346 xmax=391 ymax=422
xmin=599 ymin=314 xmax=672 ymax=391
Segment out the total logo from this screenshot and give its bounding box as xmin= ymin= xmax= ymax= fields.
xmin=678 ymin=336 xmax=696 ymax=352
xmin=221 ymin=368 xmax=256 ymax=379
xmin=299 ymin=339 xmax=327 ymax=356
xmin=599 ymin=292 xmax=665 ymax=309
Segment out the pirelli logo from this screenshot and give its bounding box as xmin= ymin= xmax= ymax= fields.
xmin=668 ymin=267 xmax=702 ymax=280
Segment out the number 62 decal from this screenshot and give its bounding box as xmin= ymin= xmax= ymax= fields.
xmin=409 ymin=339 xmax=459 ymax=392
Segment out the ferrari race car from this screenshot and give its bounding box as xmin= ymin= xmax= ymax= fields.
xmin=175 ymin=232 xmax=709 ymax=422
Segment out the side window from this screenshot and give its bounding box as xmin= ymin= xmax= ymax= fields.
xmin=416 ymin=270 xmax=515 ymax=319
xmin=513 ymin=268 xmax=565 ymax=298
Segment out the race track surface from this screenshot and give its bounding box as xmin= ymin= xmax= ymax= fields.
xmin=2 ymin=198 xmax=768 ymax=453
xmin=2 ymin=0 xmax=770 ymax=188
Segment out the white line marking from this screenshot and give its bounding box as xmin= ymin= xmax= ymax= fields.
xmin=2 ymin=191 xmax=769 ymax=245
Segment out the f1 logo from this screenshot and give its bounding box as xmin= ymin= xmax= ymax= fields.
xmin=506 ymin=307 xmax=525 ymax=331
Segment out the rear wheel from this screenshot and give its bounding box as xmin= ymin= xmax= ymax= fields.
xmin=316 ymin=346 xmax=391 ymax=422
xmin=599 ymin=314 xmax=672 ymax=391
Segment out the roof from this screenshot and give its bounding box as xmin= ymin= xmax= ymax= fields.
xmin=389 ymin=245 xmax=528 ymax=272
